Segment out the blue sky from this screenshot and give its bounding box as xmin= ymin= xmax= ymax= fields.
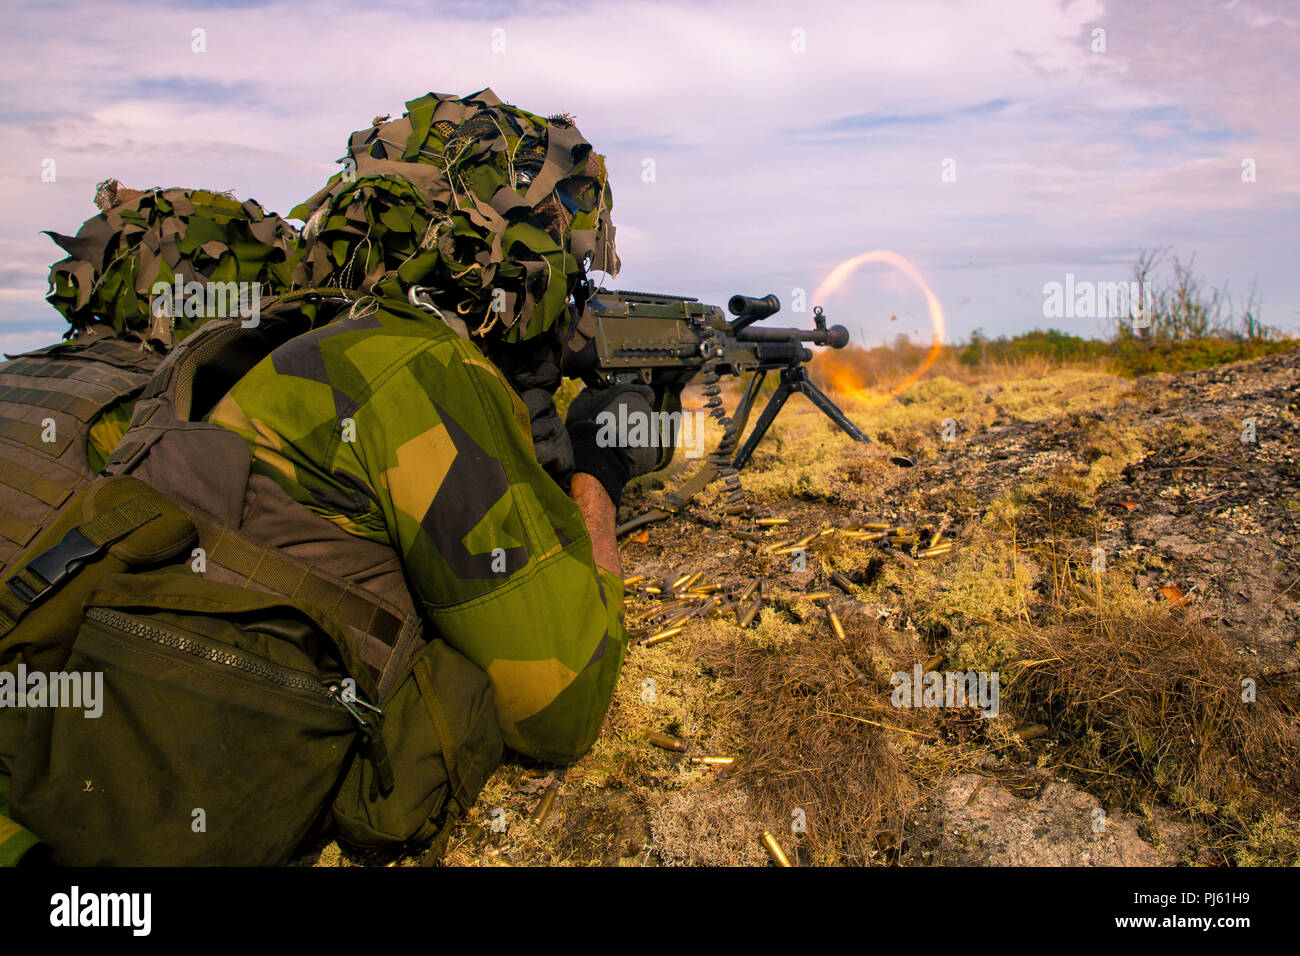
xmin=1 ymin=0 xmax=1296 ymax=353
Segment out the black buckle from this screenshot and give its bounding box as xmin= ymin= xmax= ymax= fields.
xmin=6 ymin=527 xmax=103 ymax=606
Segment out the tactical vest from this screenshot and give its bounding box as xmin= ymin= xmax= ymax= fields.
xmin=0 ymin=326 xmax=160 ymax=577
xmin=101 ymin=309 xmax=424 ymax=698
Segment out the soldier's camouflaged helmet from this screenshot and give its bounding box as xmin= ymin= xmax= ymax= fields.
xmin=44 ymin=181 xmax=303 ymax=347
xmin=289 ymin=89 xmax=619 ymax=344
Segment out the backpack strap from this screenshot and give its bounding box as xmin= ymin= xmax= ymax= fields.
xmin=185 ymin=512 xmax=422 ymax=700
xmin=0 ymin=495 xmax=160 ymax=634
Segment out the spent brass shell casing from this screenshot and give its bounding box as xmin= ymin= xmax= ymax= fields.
xmin=682 ymin=571 xmax=704 ymax=591
xmin=689 ymin=756 xmax=736 ymax=766
xmin=1015 ymin=723 xmax=1049 ymax=742
xmin=644 ymin=586 xmax=662 ymax=595
xmin=756 ymin=517 xmax=789 ymax=527
xmin=641 ymin=627 xmax=683 ymax=647
xmin=772 ymin=546 xmax=806 ymax=556
xmin=761 ymin=831 xmax=792 ymax=867
xmin=792 ymin=534 xmax=817 ymax=549
xmin=830 ymin=572 xmax=855 ymax=593
xmin=928 ymin=531 xmax=944 ymax=548
xmin=922 ymin=653 xmax=945 ymax=672
xmin=804 ymin=591 xmax=834 ymax=601
xmin=829 ymin=610 xmax=847 ymax=642
xmin=739 ymin=599 xmax=762 ymax=628
xmin=672 ymin=572 xmax=692 ymax=590
xmin=738 ymin=577 xmax=764 ymax=604
xmin=689 ymin=583 xmax=719 ymax=594
xmin=622 ymin=575 xmax=644 ymax=587
xmin=647 ymin=731 xmax=689 ymax=752
xmin=862 ymin=522 xmax=892 ymax=531
xmin=916 ymin=545 xmax=955 ymax=559
xmin=529 ymin=780 xmax=559 ymax=826
xmin=732 ymin=531 xmax=761 ymax=542
xmin=658 ymin=608 xmax=691 ymax=629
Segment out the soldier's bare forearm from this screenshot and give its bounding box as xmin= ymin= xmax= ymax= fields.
xmin=570 ymin=472 xmax=620 ymax=579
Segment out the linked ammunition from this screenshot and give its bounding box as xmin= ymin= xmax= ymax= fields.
xmin=761 ymin=831 xmax=792 ymax=867
xmin=689 ymin=756 xmax=736 ymax=766
xmin=529 ymin=779 xmax=559 ymax=826
xmin=641 ymin=626 xmax=683 ymax=647
xmin=647 ymin=731 xmax=689 ymax=752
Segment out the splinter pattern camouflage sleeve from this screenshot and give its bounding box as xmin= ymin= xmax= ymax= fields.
xmin=209 ymin=298 xmax=627 ymax=762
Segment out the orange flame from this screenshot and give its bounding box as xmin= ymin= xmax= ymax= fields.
xmin=813 ymin=250 xmax=946 ymax=401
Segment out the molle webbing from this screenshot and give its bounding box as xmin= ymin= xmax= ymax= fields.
xmin=0 ymin=334 xmax=160 ymax=575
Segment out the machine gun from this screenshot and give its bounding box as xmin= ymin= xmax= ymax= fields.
xmin=561 ymin=290 xmax=910 ymax=534
xmin=562 ymin=289 xmax=874 ymax=471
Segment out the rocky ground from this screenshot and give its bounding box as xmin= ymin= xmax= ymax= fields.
xmin=303 ymin=344 xmax=1300 ymax=867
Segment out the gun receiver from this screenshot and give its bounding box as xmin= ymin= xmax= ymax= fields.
xmin=563 ymin=290 xmax=873 ymax=471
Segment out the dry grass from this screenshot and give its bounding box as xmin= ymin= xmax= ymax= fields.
xmin=315 ymin=338 xmax=1299 ymax=868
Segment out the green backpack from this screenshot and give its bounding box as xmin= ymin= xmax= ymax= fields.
xmin=0 ymin=310 xmax=502 ymax=866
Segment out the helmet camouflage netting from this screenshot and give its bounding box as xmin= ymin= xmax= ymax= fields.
xmin=290 ymin=88 xmax=619 ymax=343
xmin=44 ymin=181 xmax=302 ymax=346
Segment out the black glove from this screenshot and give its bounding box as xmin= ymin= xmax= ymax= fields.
xmin=565 ymin=383 xmax=657 ymax=505
xmin=520 ymin=388 xmax=574 ymax=487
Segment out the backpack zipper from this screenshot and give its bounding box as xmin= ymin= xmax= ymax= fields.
xmin=84 ymin=606 xmax=382 ymax=722
xmin=85 ymin=605 xmax=394 ymax=795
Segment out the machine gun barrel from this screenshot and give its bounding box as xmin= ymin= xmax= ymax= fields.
xmin=734 ymin=324 xmax=850 ymax=348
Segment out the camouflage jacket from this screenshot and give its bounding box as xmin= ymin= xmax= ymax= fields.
xmin=208 ymin=298 xmax=627 ymax=762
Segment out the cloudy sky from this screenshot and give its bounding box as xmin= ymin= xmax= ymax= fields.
xmin=1 ymin=0 xmax=1296 ymax=353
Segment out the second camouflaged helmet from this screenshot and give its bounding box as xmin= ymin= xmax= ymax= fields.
xmin=44 ymin=181 xmax=303 ymax=348
xmin=290 ymin=89 xmax=619 ymax=343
